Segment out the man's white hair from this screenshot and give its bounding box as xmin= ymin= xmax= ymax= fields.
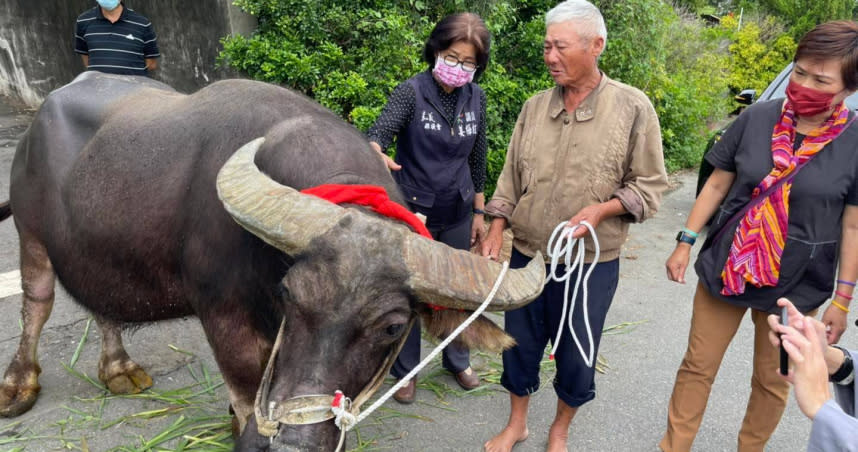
xmin=546 ymin=0 xmax=608 ymax=46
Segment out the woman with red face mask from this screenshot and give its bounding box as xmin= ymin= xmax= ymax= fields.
xmin=661 ymin=21 xmax=858 ymax=452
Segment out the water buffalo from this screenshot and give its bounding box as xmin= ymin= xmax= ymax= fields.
xmin=0 ymin=72 xmax=544 ymax=450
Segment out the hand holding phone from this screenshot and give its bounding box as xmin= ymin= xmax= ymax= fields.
xmin=779 ymin=306 xmax=789 ymax=376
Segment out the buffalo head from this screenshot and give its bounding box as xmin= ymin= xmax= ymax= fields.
xmin=217 ymin=138 xmax=544 ymax=450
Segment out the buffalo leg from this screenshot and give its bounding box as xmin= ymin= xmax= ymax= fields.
xmin=199 ymin=308 xmax=269 ymax=434
xmin=95 ymin=315 xmax=152 ymax=394
xmin=0 ymin=228 xmax=55 ymax=416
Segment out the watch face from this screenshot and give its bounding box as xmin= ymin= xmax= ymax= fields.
xmin=676 ymin=231 xmax=695 ymax=245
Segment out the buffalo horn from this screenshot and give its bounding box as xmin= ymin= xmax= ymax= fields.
xmin=403 ymin=235 xmax=545 ymax=311
xmin=216 ymin=137 xmax=351 ymax=255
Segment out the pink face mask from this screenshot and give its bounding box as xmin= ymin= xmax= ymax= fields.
xmin=432 ymin=56 xmax=474 ymax=88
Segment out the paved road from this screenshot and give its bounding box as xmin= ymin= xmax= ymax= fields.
xmin=0 ymin=93 xmax=853 ymax=451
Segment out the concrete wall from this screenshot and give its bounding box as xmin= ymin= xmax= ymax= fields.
xmin=0 ymin=0 xmax=256 ymax=107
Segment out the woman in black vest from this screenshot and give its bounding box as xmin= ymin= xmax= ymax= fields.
xmin=366 ymin=13 xmax=490 ymax=404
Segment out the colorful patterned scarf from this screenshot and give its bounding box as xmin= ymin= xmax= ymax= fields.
xmin=720 ymin=101 xmax=851 ymax=296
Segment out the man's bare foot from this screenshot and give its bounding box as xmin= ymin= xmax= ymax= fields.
xmin=546 ymin=425 xmax=569 ymax=452
xmin=484 ymin=425 xmax=529 ymax=452
xmin=546 ymin=436 xmax=568 ymax=452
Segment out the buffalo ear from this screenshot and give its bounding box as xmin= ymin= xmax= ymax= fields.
xmin=418 ymin=307 xmax=515 ymax=353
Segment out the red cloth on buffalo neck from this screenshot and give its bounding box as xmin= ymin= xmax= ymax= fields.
xmin=303 ymin=184 xmax=459 ymax=312
xmin=300 ymin=184 xmax=432 ymax=239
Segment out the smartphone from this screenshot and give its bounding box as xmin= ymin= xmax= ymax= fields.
xmin=779 ymin=306 xmax=789 ymax=376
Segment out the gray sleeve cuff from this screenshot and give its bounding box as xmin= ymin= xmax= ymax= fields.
xmin=808 ymin=399 xmax=858 ymax=451
xmin=485 ymin=199 xmax=514 ymax=221
xmin=612 ymin=187 xmax=645 ymax=223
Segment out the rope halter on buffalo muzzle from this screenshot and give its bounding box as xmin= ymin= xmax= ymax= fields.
xmin=252 ymin=261 xmax=511 ymax=450
xmin=252 ymin=313 xmax=414 ymax=437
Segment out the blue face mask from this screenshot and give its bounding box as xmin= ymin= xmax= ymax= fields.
xmin=97 ymin=0 xmax=121 ymax=11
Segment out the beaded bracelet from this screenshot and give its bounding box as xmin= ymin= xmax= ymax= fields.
xmin=837 ymin=279 xmax=857 ymax=287
xmin=832 ymin=300 xmax=851 ymax=313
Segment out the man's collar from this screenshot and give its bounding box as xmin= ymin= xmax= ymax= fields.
xmin=548 ymin=72 xmax=609 ymax=121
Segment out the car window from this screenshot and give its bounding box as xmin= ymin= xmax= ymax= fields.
xmin=761 ymin=62 xmax=858 ymax=110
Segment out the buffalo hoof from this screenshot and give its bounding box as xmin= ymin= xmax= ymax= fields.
xmin=101 ymin=366 xmax=153 ymax=394
xmin=0 ymin=382 xmax=41 ymax=417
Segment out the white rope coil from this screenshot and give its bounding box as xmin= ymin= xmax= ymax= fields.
xmin=545 ymin=221 xmax=600 ymax=367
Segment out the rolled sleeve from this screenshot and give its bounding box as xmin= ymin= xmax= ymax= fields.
xmin=485 ymin=199 xmax=514 ymax=220
xmin=612 ymin=187 xmax=645 ymax=222
xmin=616 ymin=101 xmax=668 ymax=222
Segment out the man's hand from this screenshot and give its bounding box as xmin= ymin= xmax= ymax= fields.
xmin=565 ymin=199 xmax=625 ymax=238
xmin=768 ymin=299 xmax=848 ymax=375
xmin=145 ymin=58 xmax=158 ymax=72
xmin=566 ymin=204 xmax=606 ymax=238
xmin=767 ymin=300 xmax=832 ymax=420
xmin=481 ymin=217 xmax=506 ymax=261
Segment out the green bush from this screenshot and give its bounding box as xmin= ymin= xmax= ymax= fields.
xmin=720 ymin=14 xmax=796 ymax=96
xmin=593 ymin=0 xmax=731 ymax=172
xmin=758 ymin=0 xmax=854 ymax=39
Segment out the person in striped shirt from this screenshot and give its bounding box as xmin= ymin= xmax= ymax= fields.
xmin=74 ymin=1 xmax=160 ymax=76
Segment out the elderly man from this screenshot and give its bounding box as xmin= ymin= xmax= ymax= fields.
xmin=481 ymin=1 xmax=667 ymax=451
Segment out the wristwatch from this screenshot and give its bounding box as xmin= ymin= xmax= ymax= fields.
xmin=676 ymin=230 xmax=696 ymax=246
xmin=473 ymin=208 xmax=486 ymax=215
xmin=830 ymin=344 xmax=854 ymax=385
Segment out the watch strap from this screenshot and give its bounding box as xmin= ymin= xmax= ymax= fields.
xmin=676 ymin=230 xmax=696 ymax=246
xmin=830 ymin=344 xmax=854 ymax=385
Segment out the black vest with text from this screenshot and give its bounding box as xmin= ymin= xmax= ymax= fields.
xmin=394 ymin=71 xmax=481 ymax=228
